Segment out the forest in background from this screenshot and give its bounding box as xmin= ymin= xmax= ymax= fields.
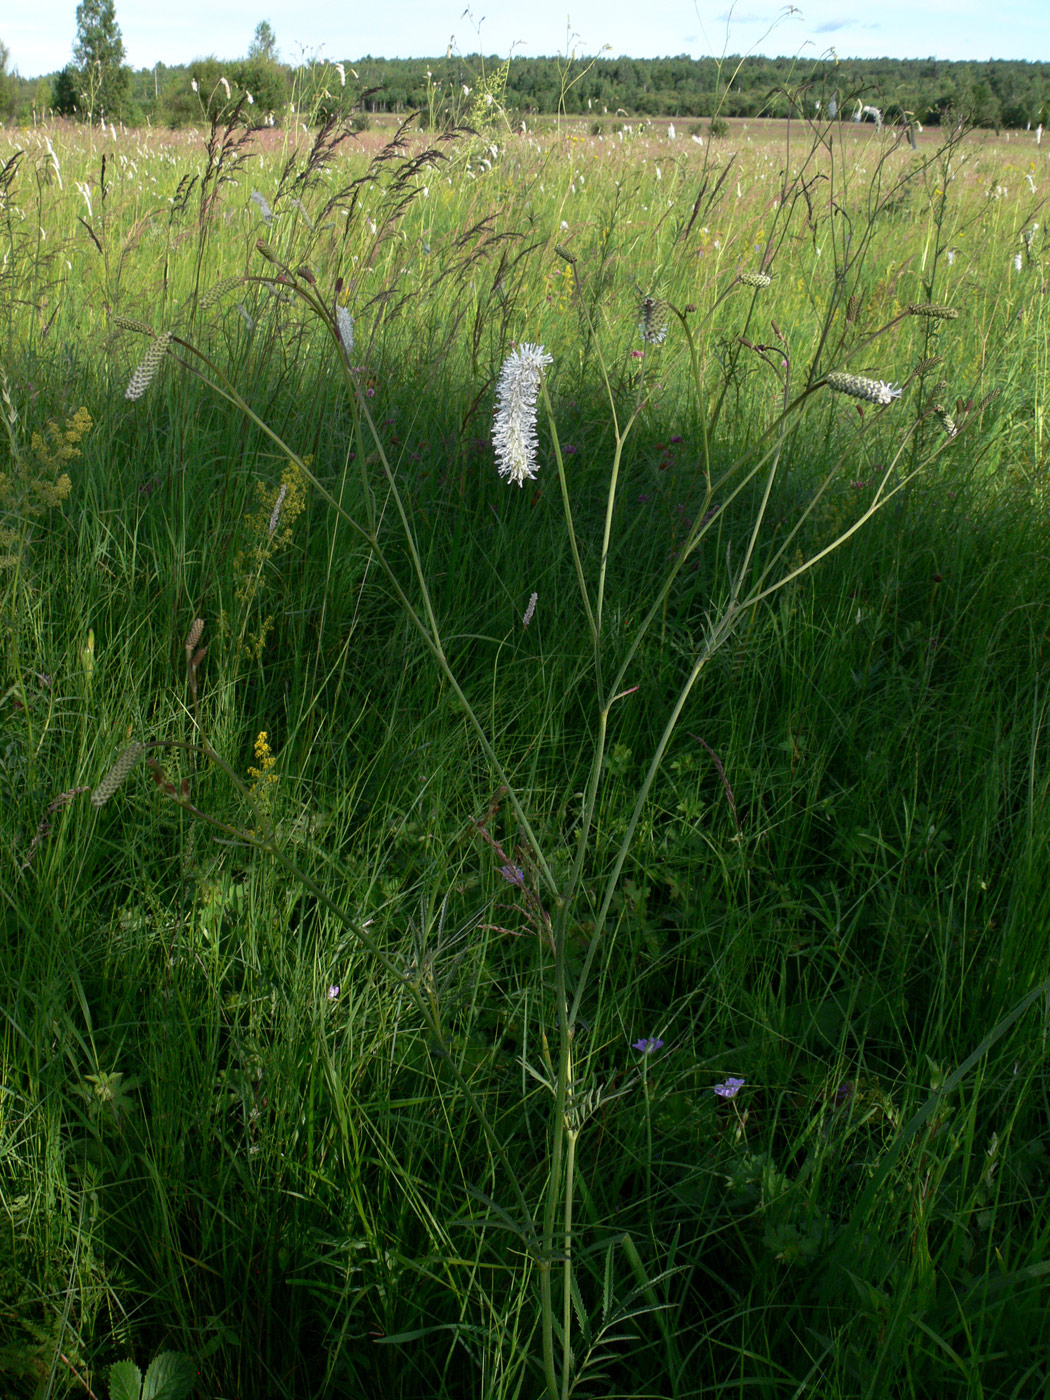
xmin=2 ymin=40 xmax=1049 ymax=131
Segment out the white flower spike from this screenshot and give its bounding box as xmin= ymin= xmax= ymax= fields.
xmin=493 ymin=343 xmax=553 ymax=486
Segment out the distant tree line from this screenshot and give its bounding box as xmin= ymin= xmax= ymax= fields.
xmin=2 ymin=30 xmax=1048 ymax=132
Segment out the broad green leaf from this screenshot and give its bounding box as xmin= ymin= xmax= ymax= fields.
xmin=108 ymin=1361 xmax=142 ymax=1400
xmin=141 ymin=1352 xmax=196 ymax=1400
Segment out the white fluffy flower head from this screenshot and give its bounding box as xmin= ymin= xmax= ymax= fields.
xmin=493 ymin=343 xmax=553 ymax=486
xmin=335 ymin=304 xmax=354 ymax=353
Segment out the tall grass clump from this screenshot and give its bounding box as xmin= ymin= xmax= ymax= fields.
xmin=2 ymin=83 xmax=1050 ymax=1399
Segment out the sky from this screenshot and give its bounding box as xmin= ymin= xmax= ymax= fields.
xmin=4 ymin=0 xmax=1050 ymax=79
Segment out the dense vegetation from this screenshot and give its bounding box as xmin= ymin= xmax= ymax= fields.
xmin=2 ymin=41 xmax=1050 ymax=130
xmin=1 ymin=94 xmax=1049 ymax=1399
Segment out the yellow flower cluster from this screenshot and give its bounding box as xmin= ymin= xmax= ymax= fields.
xmin=247 ymin=730 xmax=278 ymax=815
xmin=0 ymin=404 xmax=89 ymax=568
xmin=234 ymin=459 xmax=308 ymax=604
xmin=545 ymin=264 xmax=576 ymax=314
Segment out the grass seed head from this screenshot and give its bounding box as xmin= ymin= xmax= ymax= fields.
xmin=91 ymin=744 xmax=149 ymax=806
xmin=907 ymin=302 xmax=959 ymax=320
xmin=826 ymin=370 xmax=902 ymax=406
xmin=638 ymin=295 xmax=668 ymax=344
xmin=125 ymin=333 xmax=173 ymax=401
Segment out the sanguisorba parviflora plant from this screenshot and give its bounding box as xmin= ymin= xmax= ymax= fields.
xmin=104 ymin=107 xmax=990 ymax=1399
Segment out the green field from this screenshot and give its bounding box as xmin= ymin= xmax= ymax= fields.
xmin=1 ymin=101 xmax=1049 ymax=1399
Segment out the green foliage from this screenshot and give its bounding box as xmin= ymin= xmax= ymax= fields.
xmin=109 ymin=1353 xmax=196 ymax=1400
xmin=248 ymin=20 xmax=278 ymax=64
xmin=160 ymin=55 xmax=286 ymax=127
xmin=4 ymin=50 xmax=1050 ymax=130
xmin=51 ymin=65 xmax=79 ymax=116
xmin=0 ymin=107 xmax=1048 ymax=1400
xmin=72 ymin=0 xmax=129 ymax=120
xmin=0 ymin=38 xmax=14 ymax=122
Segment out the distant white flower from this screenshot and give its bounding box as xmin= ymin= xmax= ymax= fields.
xmin=220 ymin=76 xmax=231 ymax=99
xmin=493 ymin=343 xmax=553 ymax=487
xmin=246 ymin=91 xmax=254 ymax=104
xmin=1013 ymin=252 xmax=1023 ymax=272
xmin=667 ymin=122 xmax=676 ymax=139
xmin=335 ymin=304 xmax=354 ymax=352
xmin=335 ymin=63 xmax=346 ymax=86
xmin=268 ymin=483 xmax=287 ymax=536
xmin=191 ymin=78 xmax=198 ymax=92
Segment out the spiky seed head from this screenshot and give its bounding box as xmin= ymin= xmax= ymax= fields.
xmin=739 ymin=271 xmax=771 ymax=289
xmin=250 ymin=191 xmax=273 ymax=224
xmin=268 ymin=483 xmax=288 ymax=536
xmin=111 ymin=313 xmax=156 ymax=337
xmin=638 ymin=295 xmax=668 ymax=345
xmin=91 ymin=744 xmax=149 ymax=806
xmin=125 ymin=333 xmax=173 ymax=401
xmin=933 ymin=405 xmax=958 ymax=439
xmin=47 ymin=785 xmax=91 ymax=815
xmin=846 ymin=294 xmax=860 ymax=323
xmin=199 ymin=276 xmax=246 ymax=309
xmin=907 ymin=302 xmax=959 ymax=320
xmin=184 ymin=618 xmax=205 ymax=655
xmin=826 ymin=371 xmax=902 ymax=406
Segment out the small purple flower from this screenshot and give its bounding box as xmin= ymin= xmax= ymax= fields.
xmin=713 ymin=1076 xmax=746 ymax=1099
xmin=500 ymin=863 xmax=525 ymax=886
xmin=327 ymin=984 xmax=340 ymax=1000
xmin=632 ymin=1037 xmax=664 ymax=1054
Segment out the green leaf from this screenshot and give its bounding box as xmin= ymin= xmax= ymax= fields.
xmin=141 ymin=1352 xmax=196 ymax=1400
xmin=108 ymin=1361 xmax=142 ymax=1400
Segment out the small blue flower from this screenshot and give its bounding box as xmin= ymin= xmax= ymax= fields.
xmin=632 ymin=1037 xmax=665 ymax=1054
xmin=713 ymin=1076 xmax=746 ymax=1099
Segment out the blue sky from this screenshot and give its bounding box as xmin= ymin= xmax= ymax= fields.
xmin=5 ymin=1 xmax=1050 ymax=78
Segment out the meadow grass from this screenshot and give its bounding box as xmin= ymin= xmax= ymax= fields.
xmin=1 ymin=104 xmax=1049 ymax=1399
